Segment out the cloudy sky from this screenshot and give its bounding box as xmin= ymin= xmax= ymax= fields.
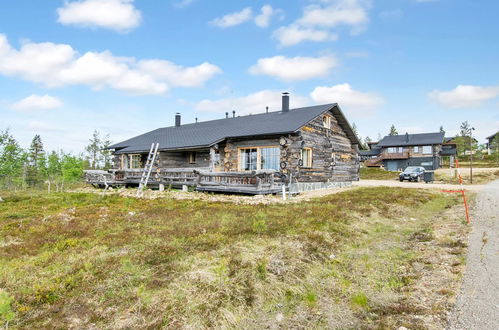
xmin=1 ymin=0 xmax=498 ymax=152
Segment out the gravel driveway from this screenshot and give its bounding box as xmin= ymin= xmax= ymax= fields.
xmin=448 ymin=179 xmax=499 ymax=329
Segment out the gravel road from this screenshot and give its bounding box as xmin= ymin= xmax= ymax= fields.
xmin=448 ymin=179 xmax=499 ymax=329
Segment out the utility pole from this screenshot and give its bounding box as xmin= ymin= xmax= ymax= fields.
xmin=469 ymin=127 xmax=475 ymax=184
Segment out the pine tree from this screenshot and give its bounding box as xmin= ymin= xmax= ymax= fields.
xmin=101 ymin=134 xmax=113 ymax=170
xmin=26 ymin=135 xmax=45 ymax=186
xmin=439 ymin=126 xmax=445 ymax=134
xmin=28 ymin=135 xmax=44 ymax=168
xmin=389 ymin=125 xmax=398 ymax=136
xmin=85 ymin=130 xmax=102 ymax=170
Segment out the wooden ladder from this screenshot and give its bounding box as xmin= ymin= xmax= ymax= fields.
xmin=136 ymin=143 xmax=159 ymax=197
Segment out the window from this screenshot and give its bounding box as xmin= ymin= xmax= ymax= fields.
xmin=421 ymin=161 xmax=433 ymax=167
xmin=129 ymin=154 xmax=141 ymax=169
xmin=239 ymin=147 xmax=280 ymax=171
xmin=240 ymin=148 xmax=258 ymax=171
xmin=301 ymin=148 xmax=313 ymax=167
xmin=260 ymin=147 xmax=280 ymax=170
xmin=422 ymin=146 xmax=432 ymax=154
xmin=414 ymin=146 xmax=421 ymax=153
xmin=387 ymin=147 xmax=400 ymax=153
xmin=188 ymin=152 xmax=196 ymax=164
xmin=323 ymin=115 xmax=331 ymax=129
xmin=120 ymin=154 xmax=126 ymax=169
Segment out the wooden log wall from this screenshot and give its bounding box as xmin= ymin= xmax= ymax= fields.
xmin=158 ymin=150 xmax=210 ymax=168
xmin=280 ymin=112 xmax=359 ymax=182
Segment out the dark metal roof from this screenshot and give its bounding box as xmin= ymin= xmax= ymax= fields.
xmin=377 ymin=132 xmax=445 ymax=147
xmin=109 ymin=103 xmax=361 ymax=153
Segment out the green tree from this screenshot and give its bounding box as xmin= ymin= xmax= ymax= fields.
xmin=0 ymin=129 xmax=27 ymax=189
xmin=28 ymin=135 xmax=44 ymax=168
xmin=61 ymin=154 xmax=84 ymax=184
xmin=26 ymin=135 xmax=45 ymax=186
xmin=490 ymin=134 xmax=499 ymax=165
xmin=389 ymin=125 xmax=398 ymax=136
xmin=439 ymin=125 xmax=445 ymax=134
xmin=101 ymin=134 xmax=113 ymax=170
xmin=46 ymin=151 xmax=62 ymax=192
xmin=85 ymin=130 xmax=102 ymax=170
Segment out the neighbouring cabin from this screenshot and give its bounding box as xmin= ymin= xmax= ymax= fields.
xmin=87 ymin=93 xmax=361 ymax=194
xmin=360 ymin=132 xmax=457 ymax=171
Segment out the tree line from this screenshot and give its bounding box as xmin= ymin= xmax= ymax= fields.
xmin=0 ymin=129 xmax=113 ymax=191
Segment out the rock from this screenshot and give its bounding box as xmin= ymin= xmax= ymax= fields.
xmin=0 ymin=197 xmax=3 ymax=202
xmin=276 ymin=313 xmax=284 ymax=322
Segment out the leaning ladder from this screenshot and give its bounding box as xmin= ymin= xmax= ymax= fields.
xmin=136 ymin=143 xmax=159 ymax=197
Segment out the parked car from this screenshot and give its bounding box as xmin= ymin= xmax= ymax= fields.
xmin=399 ymin=166 xmax=425 ymax=182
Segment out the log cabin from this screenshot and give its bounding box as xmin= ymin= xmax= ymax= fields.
xmin=86 ymin=93 xmax=361 ymax=194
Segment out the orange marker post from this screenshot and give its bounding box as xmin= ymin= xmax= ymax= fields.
xmin=455 ymin=158 xmax=471 ymax=224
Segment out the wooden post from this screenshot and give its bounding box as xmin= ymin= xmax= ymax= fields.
xmin=209 ymin=147 xmax=216 ymax=172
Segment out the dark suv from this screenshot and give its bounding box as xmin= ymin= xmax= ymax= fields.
xmin=399 ymin=166 xmax=425 ymax=182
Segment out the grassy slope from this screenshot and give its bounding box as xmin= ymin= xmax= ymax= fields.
xmin=360 ymin=167 xmax=399 ymax=180
xmin=0 ymin=188 xmax=467 ymax=328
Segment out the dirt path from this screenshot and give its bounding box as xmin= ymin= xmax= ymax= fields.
xmin=353 ymin=179 xmax=485 ymax=191
xmin=448 ymin=179 xmax=499 ymax=329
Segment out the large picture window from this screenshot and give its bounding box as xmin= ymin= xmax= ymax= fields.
xmin=240 ymin=148 xmax=258 ymax=171
xmin=239 ymin=147 xmax=280 ymax=171
xmin=261 ymin=147 xmax=280 ymax=170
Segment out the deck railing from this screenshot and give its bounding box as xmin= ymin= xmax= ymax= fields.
xmin=194 ymin=170 xmax=282 ymax=193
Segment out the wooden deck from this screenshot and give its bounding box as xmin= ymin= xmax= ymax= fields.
xmin=84 ymin=168 xmax=283 ymax=194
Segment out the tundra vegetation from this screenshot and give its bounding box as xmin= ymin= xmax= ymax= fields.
xmin=0 ymin=187 xmax=469 ymax=328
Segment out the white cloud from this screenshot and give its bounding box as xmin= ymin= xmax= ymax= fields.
xmin=272 ymin=0 xmax=370 ymax=46
xmin=249 ymin=55 xmax=337 ymax=81
xmin=57 ymin=0 xmax=142 ymax=32
xmin=273 ymin=25 xmax=337 ymax=47
xmin=254 ymin=5 xmax=275 ymax=28
xmin=0 ymin=34 xmax=221 ymax=95
xmin=196 ymin=90 xmax=309 ymax=115
xmin=298 ymin=0 xmax=369 ymax=32
xmin=310 ymin=84 xmax=383 ymax=116
xmin=12 ymin=94 xmax=63 ymax=111
xmin=138 ymin=60 xmax=222 ymax=87
xmin=428 ymin=85 xmax=499 ymax=109
xmin=211 ymin=7 xmax=253 ymax=28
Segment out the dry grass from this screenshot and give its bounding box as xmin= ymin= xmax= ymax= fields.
xmin=435 ymin=168 xmax=499 ymax=185
xmin=360 ymin=167 xmax=399 ymax=180
xmin=0 ymin=188 xmax=468 ymax=329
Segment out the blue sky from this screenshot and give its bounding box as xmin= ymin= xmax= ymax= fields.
xmin=1 ymin=0 xmax=498 ymax=152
